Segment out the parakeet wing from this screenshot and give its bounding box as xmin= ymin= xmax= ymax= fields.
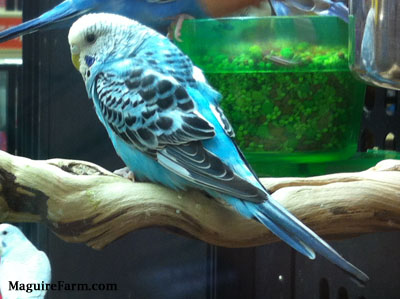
xmin=0 ymin=245 xmax=51 ymax=298
xmin=21 ymin=250 xmax=51 ymax=288
xmin=94 ymin=64 xmax=267 ymax=203
xmin=95 ymin=69 xmax=215 ymax=155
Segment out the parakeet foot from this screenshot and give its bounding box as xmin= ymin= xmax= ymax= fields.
xmin=113 ymin=167 xmax=135 ymax=181
xmin=167 ymin=14 xmax=194 ymax=42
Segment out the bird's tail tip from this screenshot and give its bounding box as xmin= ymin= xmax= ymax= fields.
xmin=251 ymin=198 xmax=369 ymax=285
xmin=0 ymin=1 xmax=89 ymax=43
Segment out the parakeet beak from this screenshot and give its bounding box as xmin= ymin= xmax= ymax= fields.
xmin=70 ymin=44 xmax=80 ymax=70
xmin=71 ymin=53 xmax=80 ymax=70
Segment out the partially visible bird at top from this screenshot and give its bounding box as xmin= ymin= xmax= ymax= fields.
xmin=0 ymin=0 xmax=265 ymax=43
xmin=68 ymin=12 xmax=368 ymax=285
xmin=270 ymin=0 xmax=349 ymax=22
xmin=0 ymin=223 xmax=51 ymax=299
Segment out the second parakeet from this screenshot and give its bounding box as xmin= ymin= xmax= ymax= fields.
xmin=0 ymin=224 xmax=51 ymax=299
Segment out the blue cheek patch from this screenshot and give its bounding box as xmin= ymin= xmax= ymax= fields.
xmin=85 ymin=55 xmax=95 ymax=67
xmin=1 ymin=241 xmax=6 ymax=248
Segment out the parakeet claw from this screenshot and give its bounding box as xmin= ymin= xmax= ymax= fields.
xmin=167 ymin=14 xmax=194 ymax=42
xmin=113 ymin=167 xmax=135 ymax=181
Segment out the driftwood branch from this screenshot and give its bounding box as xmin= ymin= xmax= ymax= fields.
xmin=0 ymin=150 xmax=399 ymax=249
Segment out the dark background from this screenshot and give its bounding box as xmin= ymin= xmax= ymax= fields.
xmin=3 ymin=0 xmax=400 ymax=298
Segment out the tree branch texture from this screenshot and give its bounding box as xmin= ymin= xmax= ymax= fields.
xmin=0 ymin=150 xmax=399 ymax=249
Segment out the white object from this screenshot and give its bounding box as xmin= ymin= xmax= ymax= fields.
xmin=0 ymin=224 xmax=51 ymax=299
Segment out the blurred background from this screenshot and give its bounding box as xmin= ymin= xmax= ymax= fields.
xmin=0 ymin=1 xmax=399 ymax=298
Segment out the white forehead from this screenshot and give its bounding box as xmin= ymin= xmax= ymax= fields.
xmin=0 ymin=223 xmax=19 ymax=234
xmin=0 ymin=223 xmax=11 ymax=230
xmin=68 ymin=13 xmax=137 ymax=44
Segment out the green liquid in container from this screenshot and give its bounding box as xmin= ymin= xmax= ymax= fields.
xmin=176 ymin=16 xmax=366 ymax=177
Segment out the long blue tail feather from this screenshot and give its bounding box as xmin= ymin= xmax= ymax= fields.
xmin=0 ymin=1 xmax=90 ymax=42
xmin=252 ymin=203 xmax=316 ymax=259
xmin=248 ymin=198 xmax=369 ymax=285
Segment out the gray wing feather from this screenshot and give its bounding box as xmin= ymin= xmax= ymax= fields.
xmin=95 ymin=68 xmax=215 ymax=158
xmin=159 ymin=142 xmax=267 ymax=202
xmin=95 ymin=61 xmax=266 ymax=203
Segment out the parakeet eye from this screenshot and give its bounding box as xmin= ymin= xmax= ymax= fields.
xmin=85 ymin=33 xmax=96 ymax=44
xmin=2 ymin=231 xmax=7 ymax=235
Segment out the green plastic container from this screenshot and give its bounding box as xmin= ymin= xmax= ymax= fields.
xmin=176 ymin=16 xmax=366 ymax=176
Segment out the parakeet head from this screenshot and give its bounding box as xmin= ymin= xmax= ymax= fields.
xmin=0 ymin=223 xmax=27 ymax=257
xmin=68 ymin=13 xmax=154 ymax=81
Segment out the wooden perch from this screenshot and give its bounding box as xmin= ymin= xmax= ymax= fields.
xmin=0 ymin=150 xmax=399 ymax=249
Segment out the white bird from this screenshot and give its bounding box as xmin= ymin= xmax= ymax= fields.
xmin=0 ymin=224 xmax=51 ymax=299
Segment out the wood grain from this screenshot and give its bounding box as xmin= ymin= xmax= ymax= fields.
xmin=0 ymin=150 xmax=399 ymax=249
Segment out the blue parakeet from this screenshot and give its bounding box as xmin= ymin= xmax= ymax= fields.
xmin=0 ymin=0 xmax=350 ymax=43
xmin=68 ymin=13 xmax=368 ymax=284
xmin=0 ymin=224 xmax=51 ymax=299
xmin=0 ymin=0 xmax=210 ymax=42
xmin=0 ymin=0 xmax=268 ymax=43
